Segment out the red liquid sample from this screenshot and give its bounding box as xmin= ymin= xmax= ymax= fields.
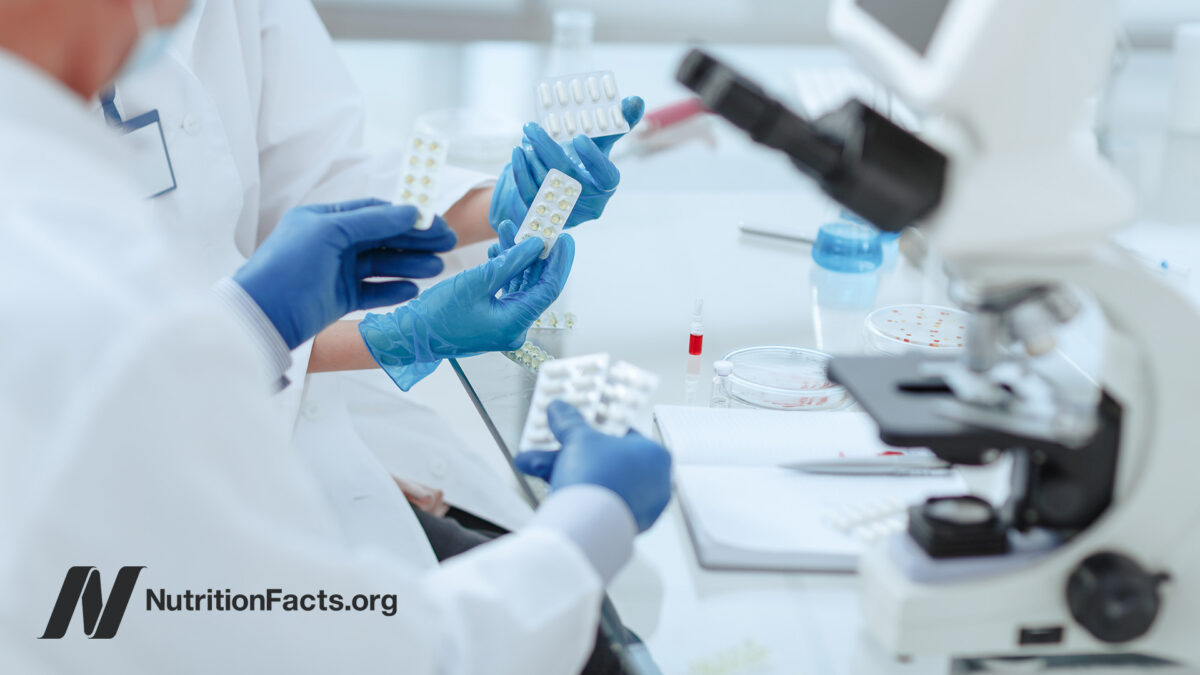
xmin=688 ymin=333 xmax=704 ymax=356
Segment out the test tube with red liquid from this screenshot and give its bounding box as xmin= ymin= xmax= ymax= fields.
xmin=688 ymin=299 xmax=704 ymax=356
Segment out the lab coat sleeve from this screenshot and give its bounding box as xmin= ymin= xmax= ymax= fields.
xmin=211 ymin=276 xmax=292 ymax=385
xmin=528 ymin=484 xmax=638 ymax=584
xmin=252 ymin=1 xmax=494 ymax=243
xmin=7 ymin=297 xmax=605 ymax=675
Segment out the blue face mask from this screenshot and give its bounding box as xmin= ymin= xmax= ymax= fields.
xmin=115 ymin=0 xmax=197 ymax=79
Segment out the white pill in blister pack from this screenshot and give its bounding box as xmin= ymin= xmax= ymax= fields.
xmin=398 ymin=134 xmax=448 ymax=230
xmin=593 ymin=361 xmax=658 ymax=435
xmin=531 ymin=310 xmax=576 ymax=331
xmin=516 ymin=169 xmax=581 ymax=259
xmin=823 ymin=498 xmax=909 ymax=544
xmin=536 ymin=70 xmax=631 ymax=143
xmin=519 ymin=354 xmax=660 ymax=451
xmin=505 ymin=340 xmax=554 ymax=373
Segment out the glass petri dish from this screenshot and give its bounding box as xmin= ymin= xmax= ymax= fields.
xmin=865 ymin=304 xmax=968 ymax=355
xmin=722 ymin=346 xmax=851 ymax=411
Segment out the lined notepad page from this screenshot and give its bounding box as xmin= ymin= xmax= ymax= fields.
xmin=655 ymin=406 xmax=966 ymax=572
xmin=654 ymin=407 xmax=901 ymax=466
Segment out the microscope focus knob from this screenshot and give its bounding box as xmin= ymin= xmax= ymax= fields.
xmin=1066 ymin=552 xmax=1169 ymax=644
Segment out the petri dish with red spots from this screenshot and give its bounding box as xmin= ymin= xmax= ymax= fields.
xmin=864 ymin=304 xmax=968 ymax=355
xmin=721 ymin=346 xmax=851 ymax=411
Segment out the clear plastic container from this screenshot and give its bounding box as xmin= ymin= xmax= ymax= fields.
xmin=810 ymin=265 xmax=878 ymax=353
xmin=721 ymin=346 xmax=851 ymax=411
xmin=865 ymin=304 xmax=969 ymax=355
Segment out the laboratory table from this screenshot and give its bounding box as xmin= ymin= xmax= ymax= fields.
xmin=335 ymin=39 xmax=1200 ymax=675
xmin=439 ymin=44 xmax=957 ymax=675
xmin=450 ymin=188 xmax=949 ymax=675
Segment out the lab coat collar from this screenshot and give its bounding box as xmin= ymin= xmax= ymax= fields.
xmin=0 ymin=46 xmax=143 ymax=231
xmin=95 ymin=1 xmax=206 ymax=118
xmin=167 ymin=0 xmax=207 ymax=62
xmin=0 ymin=3 xmax=205 ymax=126
xmin=0 ymin=48 xmax=117 ymax=154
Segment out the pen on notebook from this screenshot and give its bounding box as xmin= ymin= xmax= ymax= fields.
xmin=781 ymin=456 xmax=952 ymax=476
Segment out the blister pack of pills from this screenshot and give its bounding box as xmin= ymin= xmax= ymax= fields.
xmin=398 ymin=134 xmax=448 ymax=230
xmin=516 ymin=169 xmax=581 ymax=259
xmin=505 ymin=341 xmax=554 ymax=373
xmin=530 ymin=310 xmax=576 ymax=331
xmin=823 ymin=498 xmax=908 ymax=544
xmin=518 ymin=354 xmax=659 ymax=451
xmin=536 ymin=70 xmax=630 ymax=142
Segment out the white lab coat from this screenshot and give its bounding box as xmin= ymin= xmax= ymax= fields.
xmin=106 ymin=0 xmax=534 ymax=531
xmin=0 ymin=49 xmax=603 ymax=674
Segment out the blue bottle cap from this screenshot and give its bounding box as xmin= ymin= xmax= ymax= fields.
xmin=812 ymin=221 xmax=883 ymax=273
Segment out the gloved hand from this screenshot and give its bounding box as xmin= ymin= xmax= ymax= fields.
xmin=485 ymin=219 xmax=555 ymax=297
xmin=233 ymin=199 xmax=456 ymax=350
xmin=359 ymin=229 xmax=575 ymax=390
xmin=514 ymin=401 xmax=673 ymax=533
xmin=490 ymin=96 xmax=645 ymax=233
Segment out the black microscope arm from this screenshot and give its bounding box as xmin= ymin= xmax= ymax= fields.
xmin=676 ymin=48 xmax=948 ymax=233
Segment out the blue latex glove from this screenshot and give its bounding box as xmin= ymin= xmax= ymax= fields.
xmin=486 ymin=219 xmax=551 ymax=296
xmin=514 ymin=401 xmax=673 ymax=533
xmin=490 ymin=96 xmax=645 ymax=233
xmin=359 ymin=229 xmax=575 ymax=390
xmin=233 ymin=199 xmax=456 ymax=350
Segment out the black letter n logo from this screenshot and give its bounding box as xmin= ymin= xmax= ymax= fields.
xmin=40 ymin=566 xmax=144 ymax=639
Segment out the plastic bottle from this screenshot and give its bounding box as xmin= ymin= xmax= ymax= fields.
xmin=810 ymin=211 xmax=882 ymax=352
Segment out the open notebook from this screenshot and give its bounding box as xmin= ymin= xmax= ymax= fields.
xmin=655 ymin=406 xmax=965 ymax=573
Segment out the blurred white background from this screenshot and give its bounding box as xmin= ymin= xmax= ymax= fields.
xmin=316 ymin=0 xmax=831 ymax=43
xmin=317 ymin=0 xmax=1200 ymax=46
xmin=318 ymin=0 xmax=1200 ymax=592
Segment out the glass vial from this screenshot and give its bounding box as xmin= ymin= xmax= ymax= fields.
xmin=688 ymin=298 xmax=704 ymax=356
xmin=709 ymin=360 xmax=734 ymax=408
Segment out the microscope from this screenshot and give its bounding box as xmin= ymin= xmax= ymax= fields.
xmin=679 ymin=0 xmax=1200 ymax=669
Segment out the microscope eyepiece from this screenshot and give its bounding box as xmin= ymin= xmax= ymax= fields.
xmin=675 ymin=48 xmax=948 ymax=233
xmin=676 ymin=49 xmax=842 ymax=179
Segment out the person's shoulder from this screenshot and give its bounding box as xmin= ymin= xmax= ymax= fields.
xmin=0 ymin=117 xmax=147 ymax=230
xmin=0 ymin=163 xmax=180 ymax=328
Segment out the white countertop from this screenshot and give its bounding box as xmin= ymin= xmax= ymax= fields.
xmin=336 ymin=39 xmax=1200 ymax=674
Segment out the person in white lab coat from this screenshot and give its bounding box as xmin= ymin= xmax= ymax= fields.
xmin=107 ymin=0 xmax=643 ymax=532
xmin=0 ymin=1 xmax=670 ymax=673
